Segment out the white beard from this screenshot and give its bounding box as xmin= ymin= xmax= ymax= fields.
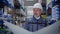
xmin=34 ymin=16 xmax=40 ymax=20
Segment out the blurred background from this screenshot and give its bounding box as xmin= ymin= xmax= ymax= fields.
xmin=0 ymin=0 xmax=60 ymax=34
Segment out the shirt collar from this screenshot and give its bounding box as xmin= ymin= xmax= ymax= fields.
xmin=34 ymin=16 xmax=40 ymax=20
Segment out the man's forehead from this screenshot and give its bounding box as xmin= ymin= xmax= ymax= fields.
xmin=33 ymin=8 xmax=41 ymax=10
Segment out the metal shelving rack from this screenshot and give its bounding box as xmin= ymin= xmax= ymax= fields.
xmin=12 ymin=0 xmax=26 ymax=26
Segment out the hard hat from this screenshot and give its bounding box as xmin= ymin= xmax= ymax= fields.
xmin=33 ymin=3 xmax=43 ymax=10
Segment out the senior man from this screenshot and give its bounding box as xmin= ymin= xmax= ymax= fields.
xmin=23 ymin=3 xmax=47 ymax=32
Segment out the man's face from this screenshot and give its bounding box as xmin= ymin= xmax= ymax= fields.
xmin=33 ymin=8 xmax=42 ymax=17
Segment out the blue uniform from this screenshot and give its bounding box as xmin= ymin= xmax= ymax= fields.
xmin=0 ymin=0 xmax=10 ymax=7
xmin=23 ymin=16 xmax=47 ymax=32
xmin=0 ymin=10 xmax=4 ymax=28
xmin=4 ymin=14 xmax=13 ymax=23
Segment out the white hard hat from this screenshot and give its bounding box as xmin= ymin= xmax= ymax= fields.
xmin=33 ymin=3 xmax=43 ymax=10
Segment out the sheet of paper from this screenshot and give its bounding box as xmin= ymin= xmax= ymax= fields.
xmin=4 ymin=21 xmax=60 ymax=34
